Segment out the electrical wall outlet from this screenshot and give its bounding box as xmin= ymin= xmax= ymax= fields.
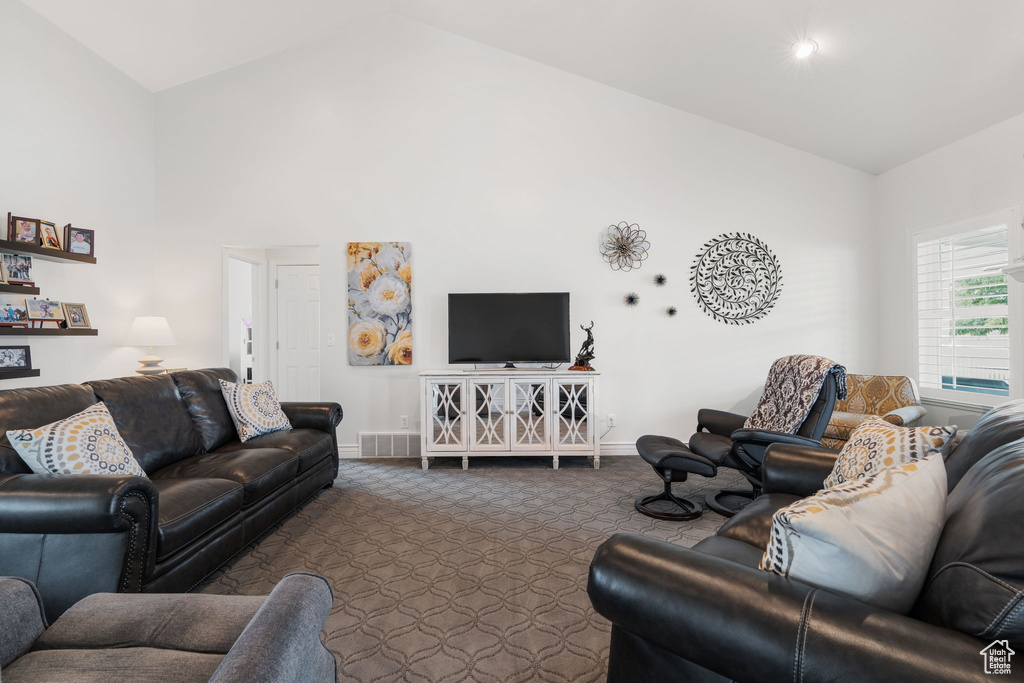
xmin=607 ymin=414 xmax=616 ymax=427
xmin=400 ymin=415 xmax=409 ymax=429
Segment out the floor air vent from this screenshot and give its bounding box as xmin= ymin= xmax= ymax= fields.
xmin=359 ymin=432 xmax=421 ymax=458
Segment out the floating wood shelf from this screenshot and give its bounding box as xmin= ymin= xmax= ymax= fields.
xmin=0 ymin=327 xmax=97 ymax=336
xmin=0 ymin=369 xmax=41 ymax=380
xmin=0 ymin=284 xmax=40 ymax=295
xmin=0 ymin=239 xmax=96 ymax=264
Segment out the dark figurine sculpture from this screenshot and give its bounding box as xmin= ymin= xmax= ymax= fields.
xmin=570 ymin=321 xmax=596 ymax=371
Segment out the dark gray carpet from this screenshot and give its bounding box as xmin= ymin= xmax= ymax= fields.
xmin=198 ymin=456 xmax=743 ymax=682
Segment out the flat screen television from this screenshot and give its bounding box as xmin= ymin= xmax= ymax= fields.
xmin=448 ymin=292 xmax=570 ymax=366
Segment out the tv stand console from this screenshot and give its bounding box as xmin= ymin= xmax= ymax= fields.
xmin=419 ymin=369 xmax=600 ymax=470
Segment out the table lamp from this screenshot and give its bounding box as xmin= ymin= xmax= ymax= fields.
xmin=123 ymin=316 xmax=177 ymax=375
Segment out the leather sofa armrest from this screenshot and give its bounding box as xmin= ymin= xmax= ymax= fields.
xmin=883 ymin=404 xmax=927 ymax=426
xmin=210 ymin=572 xmax=337 ymax=682
xmin=0 ymin=474 xmax=157 ymax=535
xmin=280 ymin=402 xmax=343 ymax=433
xmin=0 ymin=473 xmax=158 ymax=600
xmin=696 ymin=409 xmax=747 ymax=436
xmin=761 ymin=443 xmax=839 ymax=496
xmin=588 ymin=533 xmax=989 ymax=683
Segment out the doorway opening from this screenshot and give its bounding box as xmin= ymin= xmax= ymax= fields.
xmin=222 ymin=247 xmax=320 ymax=401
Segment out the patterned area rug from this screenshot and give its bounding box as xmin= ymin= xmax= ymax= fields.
xmin=198 ymin=455 xmax=744 ymax=682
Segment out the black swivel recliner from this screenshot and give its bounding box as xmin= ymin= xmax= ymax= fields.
xmin=635 ymin=356 xmax=841 ymax=520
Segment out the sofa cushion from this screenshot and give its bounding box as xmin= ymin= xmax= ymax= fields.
xmin=716 ymin=492 xmax=801 ymax=550
xmin=152 ymin=478 xmax=244 ymax=560
xmin=0 ymin=384 xmax=97 ymax=475
xmin=4 ymin=648 xmax=224 ymax=683
xmin=912 ymin=439 xmax=1024 ymax=649
xmin=151 ymin=449 xmax=298 ymax=506
xmin=760 ymin=454 xmax=947 ymax=613
xmin=824 ymin=419 xmax=956 ymax=488
xmin=7 ymin=402 xmax=147 ymax=478
xmin=215 ymin=429 xmax=333 ymax=473
xmin=86 ymin=375 xmax=204 ymax=474
xmin=944 ymin=398 xmax=1024 ymax=491
xmin=172 ymin=368 xmax=239 ymax=453
xmin=822 ymin=411 xmax=878 ymax=444
xmin=219 ymin=380 xmax=291 ymax=442
xmin=36 ymin=591 xmax=264 ymax=653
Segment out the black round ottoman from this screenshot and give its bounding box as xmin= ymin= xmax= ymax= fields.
xmin=634 ymin=435 xmax=718 ymax=521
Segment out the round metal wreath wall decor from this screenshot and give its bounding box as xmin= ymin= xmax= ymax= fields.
xmin=689 ymin=232 xmax=783 ymax=325
xmin=600 ymin=222 xmax=650 ymax=271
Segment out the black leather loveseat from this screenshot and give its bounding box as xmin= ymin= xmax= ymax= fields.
xmin=589 ymin=400 xmax=1024 ymax=682
xmin=0 ymin=368 xmax=342 ymax=621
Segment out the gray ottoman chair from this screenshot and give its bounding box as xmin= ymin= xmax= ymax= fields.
xmin=0 ymin=572 xmax=336 ymax=682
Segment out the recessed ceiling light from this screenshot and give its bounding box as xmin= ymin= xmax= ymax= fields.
xmin=793 ymin=40 xmax=818 ymax=59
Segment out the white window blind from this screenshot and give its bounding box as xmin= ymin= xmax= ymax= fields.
xmin=917 ymin=223 xmax=1010 ymax=397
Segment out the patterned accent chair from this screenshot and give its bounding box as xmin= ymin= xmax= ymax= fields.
xmin=821 ymin=374 xmax=926 ymax=450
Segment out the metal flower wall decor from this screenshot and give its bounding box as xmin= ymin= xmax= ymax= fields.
xmin=600 ymin=222 xmax=650 ymax=271
xmin=690 ymin=232 xmax=783 ymax=325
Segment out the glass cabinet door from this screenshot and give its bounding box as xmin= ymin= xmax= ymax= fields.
xmin=511 ymin=379 xmax=550 ymax=451
xmin=470 ymin=380 xmax=508 ymax=450
xmin=554 ymin=379 xmax=594 ymax=451
xmin=427 ymin=380 xmax=467 ymax=451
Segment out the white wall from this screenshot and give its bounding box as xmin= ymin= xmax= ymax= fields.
xmin=0 ymin=0 xmax=155 ymax=385
xmin=155 ymin=15 xmax=879 ymax=446
xmin=876 ymin=111 xmax=1024 ymax=427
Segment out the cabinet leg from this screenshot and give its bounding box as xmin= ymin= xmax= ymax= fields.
xmin=462 ymin=455 xmax=469 ymax=470
xmin=594 ymin=455 xmax=600 ymax=470
xmin=421 ymin=457 xmax=429 ymax=471
xmin=553 ymin=455 xmax=559 ymax=470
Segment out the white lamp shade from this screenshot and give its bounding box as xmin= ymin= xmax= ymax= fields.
xmin=123 ymin=316 xmax=177 ymax=347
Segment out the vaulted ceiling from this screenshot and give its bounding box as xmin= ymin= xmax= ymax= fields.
xmin=19 ymin=0 xmax=1024 ymax=173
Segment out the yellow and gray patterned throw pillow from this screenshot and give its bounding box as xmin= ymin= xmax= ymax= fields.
xmin=7 ymin=402 xmax=147 ymax=477
xmin=760 ymin=454 xmax=947 ymax=613
xmin=823 ymin=418 xmax=956 ymax=488
xmin=219 ymin=379 xmax=292 ymax=442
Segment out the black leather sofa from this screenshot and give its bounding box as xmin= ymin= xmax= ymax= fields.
xmin=0 ymin=368 xmax=342 ymax=621
xmin=589 ymin=400 xmax=1024 ymax=682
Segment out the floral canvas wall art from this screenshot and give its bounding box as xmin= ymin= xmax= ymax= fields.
xmin=348 ymin=242 xmax=413 ymax=365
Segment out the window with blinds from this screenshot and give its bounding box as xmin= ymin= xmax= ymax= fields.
xmin=917 ymin=222 xmax=1010 ymax=397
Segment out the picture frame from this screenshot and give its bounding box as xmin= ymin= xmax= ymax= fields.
xmin=26 ymin=299 xmax=64 ymax=322
xmin=2 ymin=254 xmax=33 ymax=285
xmin=0 ymin=346 xmax=31 ymax=374
xmin=63 ymin=225 xmax=95 ymax=257
xmin=39 ymin=221 xmax=61 ymax=250
xmin=0 ymin=296 xmax=28 ymax=326
xmin=7 ymin=213 xmax=39 ymax=244
xmin=61 ymin=302 xmax=90 ymax=328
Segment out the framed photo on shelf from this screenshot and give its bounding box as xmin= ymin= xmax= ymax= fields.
xmin=0 ymin=296 xmax=28 ymax=326
xmin=61 ymin=302 xmax=90 ymax=328
xmin=39 ymin=221 xmax=61 ymax=250
xmin=26 ymin=299 xmax=64 ymax=322
xmin=0 ymin=346 xmax=31 ymax=375
xmin=7 ymin=213 xmax=39 ymax=244
xmin=2 ymin=254 xmax=33 ymax=285
xmin=64 ymin=225 xmax=94 ymax=257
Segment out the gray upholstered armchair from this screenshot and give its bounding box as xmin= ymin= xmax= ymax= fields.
xmin=0 ymin=573 xmax=336 ymax=682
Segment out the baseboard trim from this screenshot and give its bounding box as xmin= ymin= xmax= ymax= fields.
xmin=338 ymin=442 xmax=636 ymax=459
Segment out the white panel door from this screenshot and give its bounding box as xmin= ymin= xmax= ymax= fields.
xmin=276 ymin=265 xmax=320 ymax=401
